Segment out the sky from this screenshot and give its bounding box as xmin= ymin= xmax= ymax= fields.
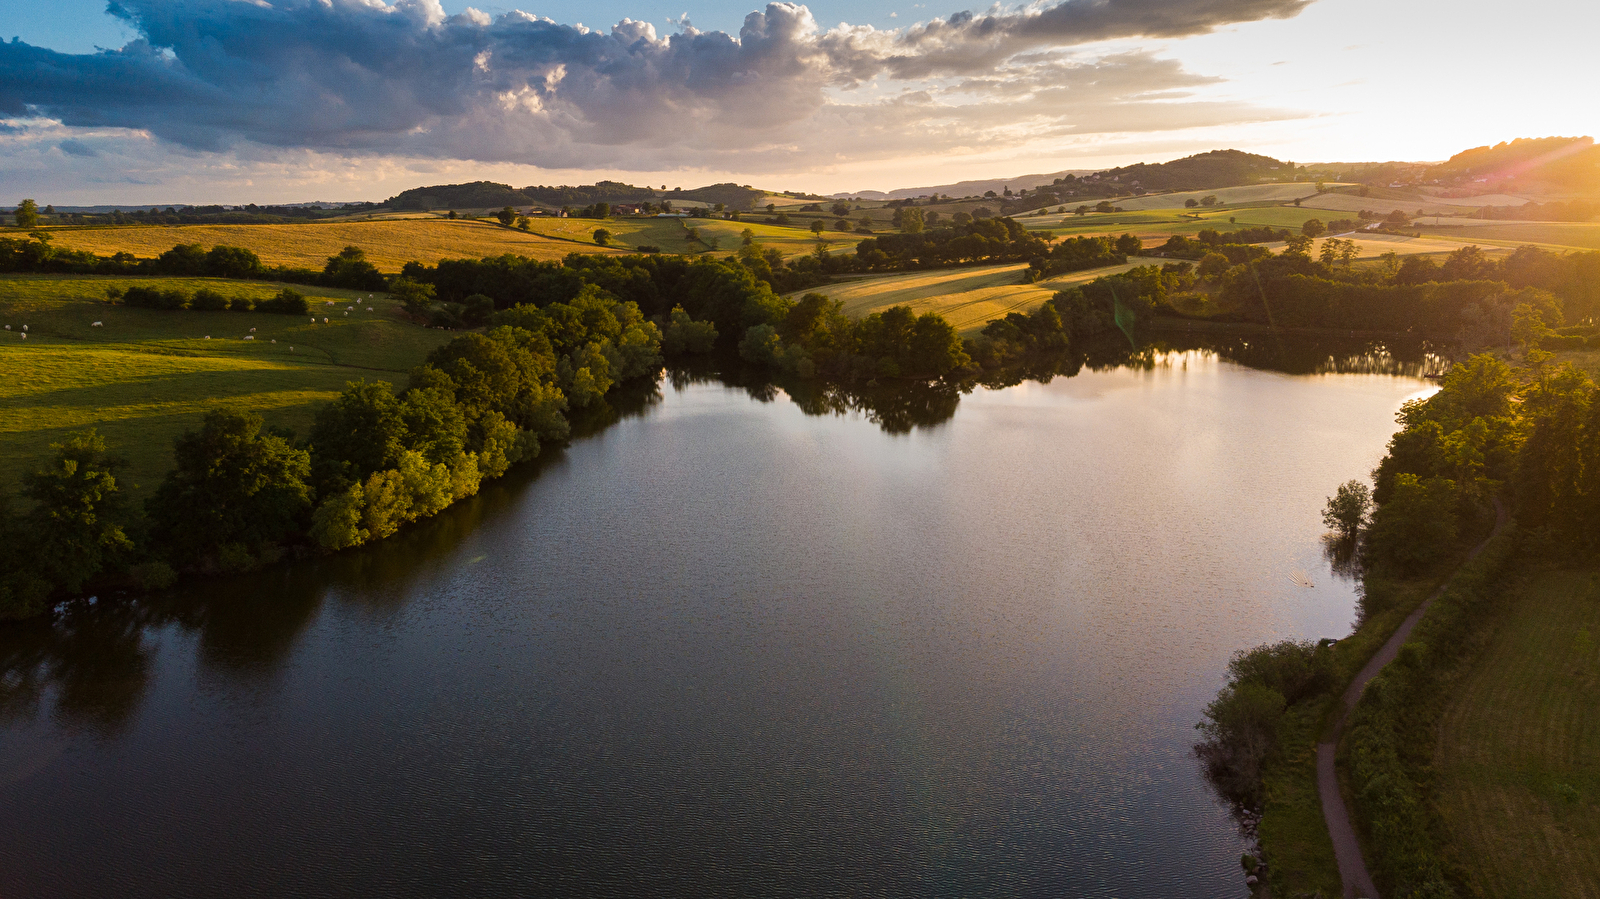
xmin=0 ymin=0 xmax=1596 ymax=204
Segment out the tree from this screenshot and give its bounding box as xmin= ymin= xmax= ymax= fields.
xmin=497 ymin=206 xmax=517 ymax=226
xmin=1115 ymin=233 xmax=1143 ymax=255
xmin=593 ymin=228 xmax=612 ymax=247
xmin=22 ymin=430 xmax=132 ymax=592
xmin=892 ymin=207 xmax=924 ymax=234
xmin=830 ymin=201 xmax=851 ymax=217
xmin=810 ymin=220 xmax=826 ymax=236
xmin=1301 ymin=219 xmax=1326 ymax=238
xmin=1185 ymin=198 xmax=1199 ymax=208
xmin=322 ymin=245 xmax=386 ymax=290
xmin=593 ymin=202 xmax=610 ymax=219
xmin=1322 ymin=480 xmax=1371 ymax=543
xmin=147 ymin=410 xmax=314 ymax=563
xmin=390 ymin=277 xmax=436 ymax=316
xmin=311 ymin=380 xmax=409 ymax=481
xmin=13 ymin=199 xmax=39 ymax=229
xmin=835 ymin=219 xmax=854 ymax=232
xmin=1201 ymin=195 xmax=1218 ymax=207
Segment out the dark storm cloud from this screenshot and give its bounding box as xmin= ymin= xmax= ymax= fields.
xmin=0 ymin=0 xmax=1312 ymax=168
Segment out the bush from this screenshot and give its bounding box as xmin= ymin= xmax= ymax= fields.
xmin=257 ymin=288 xmax=310 ymax=315
xmin=123 ymin=285 xmax=188 ymax=310
xmin=190 ymin=288 xmax=229 ymax=311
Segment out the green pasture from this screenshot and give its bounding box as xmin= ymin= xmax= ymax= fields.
xmin=794 ymin=261 xmax=1139 ymax=335
xmin=0 ymin=274 xmax=452 ymax=497
xmin=1412 ymin=221 xmax=1600 ymax=252
xmin=1433 ymin=568 xmax=1600 ymax=898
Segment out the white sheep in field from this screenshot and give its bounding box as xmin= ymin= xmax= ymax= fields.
xmin=20 ymin=325 xmax=27 ymax=331
xmin=347 ymin=306 xmax=354 ymax=310
xmin=271 ymin=339 xmax=276 ymax=343
xmin=249 ymin=327 xmax=256 ymax=332
xmin=3 ymin=325 xmax=9 ymax=330
xmin=19 ymin=333 xmax=25 ymax=339
xmin=310 ymin=317 xmax=316 ymax=323
xmin=92 ymin=321 xmax=104 ymax=327
xmin=244 ymin=335 xmax=254 ymax=340
xmin=323 ymin=317 xmax=329 ymax=323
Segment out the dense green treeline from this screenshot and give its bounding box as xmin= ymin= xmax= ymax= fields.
xmin=0 ymin=287 xmax=665 ymax=620
xmin=1200 ymin=343 xmax=1600 ymax=896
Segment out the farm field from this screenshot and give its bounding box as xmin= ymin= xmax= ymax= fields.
xmin=1412 ymin=221 xmax=1600 ymax=251
xmin=0 ymin=274 xmax=452 ymax=496
xmin=695 ymin=218 xmax=851 ymax=259
xmin=795 ymin=261 xmax=1139 ymax=335
xmin=1433 ymin=568 xmax=1600 ymax=898
xmin=1295 ymin=191 xmax=1529 ymax=216
xmin=1106 ymin=183 xmax=1337 ymax=211
xmin=519 ymin=216 xmax=706 ymax=254
xmin=42 ymin=218 xmax=624 ymax=272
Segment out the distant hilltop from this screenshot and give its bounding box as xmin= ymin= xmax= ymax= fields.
xmin=385 ymin=180 xmax=770 ymax=212
xmin=840 ymin=150 xmax=1295 ymax=200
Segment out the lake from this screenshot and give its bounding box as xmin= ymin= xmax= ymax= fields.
xmin=0 ymin=345 xmax=1434 ymax=897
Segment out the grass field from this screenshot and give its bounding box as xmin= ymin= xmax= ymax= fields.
xmin=42 ymin=219 xmax=625 ymax=272
xmin=519 ymin=216 xmax=706 ymax=255
xmin=0 ymin=274 xmax=452 ymax=496
xmin=1433 ymin=569 xmax=1600 ymax=898
xmin=1412 ymin=221 xmax=1600 ymax=252
xmin=793 ymin=261 xmax=1139 ymax=334
xmin=696 ymin=218 xmax=849 ymax=259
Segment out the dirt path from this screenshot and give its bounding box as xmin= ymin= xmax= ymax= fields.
xmin=1316 ymin=499 xmax=1508 ymax=899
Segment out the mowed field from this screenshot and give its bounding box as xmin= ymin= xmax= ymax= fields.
xmin=0 ymin=275 xmax=452 ymax=496
xmin=1412 ymin=221 xmax=1600 ymax=252
xmin=793 ymin=262 xmax=1140 ymax=335
xmin=1433 ymin=569 xmax=1600 ymax=898
xmin=43 ymin=219 xmax=626 ymax=272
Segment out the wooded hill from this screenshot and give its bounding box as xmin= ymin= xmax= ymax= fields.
xmin=386 ymin=181 xmax=767 ymax=212
xmin=1424 ymin=136 xmax=1600 ymax=193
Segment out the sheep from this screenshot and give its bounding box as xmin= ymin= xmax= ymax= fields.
xmin=91 ymin=321 xmax=104 ymax=327
xmin=19 ymin=333 xmax=25 ymax=339
xmin=3 ymin=325 xmax=9 ymax=330
xmin=323 ymin=317 xmax=329 ymax=323
xmin=271 ymin=339 xmax=277 ymax=343
xmin=244 ymin=335 xmax=255 ymax=340
xmin=249 ymin=327 xmax=256 ymax=332
xmin=205 ymin=335 xmax=211 ymax=340
xmin=20 ymin=325 xmax=27 ymax=331
xmin=310 ymin=317 xmax=317 ymax=323
xmin=347 ymin=306 xmax=354 ymax=310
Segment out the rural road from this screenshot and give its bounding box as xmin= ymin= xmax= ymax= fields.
xmin=1316 ymin=498 xmax=1508 ymax=899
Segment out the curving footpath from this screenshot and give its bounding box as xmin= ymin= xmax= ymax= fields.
xmin=1315 ymin=499 xmax=1507 ymax=899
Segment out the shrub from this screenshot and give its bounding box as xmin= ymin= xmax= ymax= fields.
xmin=257 ymin=288 xmax=311 ymax=315
xmin=123 ymin=285 xmax=188 ymax=310
xmin=190 ymin=288 xmax=229 ymax=311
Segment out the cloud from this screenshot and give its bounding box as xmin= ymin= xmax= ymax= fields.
xmin=0 ymin=0 xmax=1313 ymax=176
xmin=57 ymin=138 xmax=99 ymax=157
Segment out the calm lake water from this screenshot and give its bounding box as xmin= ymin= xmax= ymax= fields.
xmin=0 ymin=346 xmax=1433 ymax=898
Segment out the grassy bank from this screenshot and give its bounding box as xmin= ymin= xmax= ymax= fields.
xmin=0 ymin=274 xmax=451 ymax=495
xmin=1432 ymin=567 xmax=1600 ymax=897
xmin=1255 ymin=572 xmax=1456 ymax=897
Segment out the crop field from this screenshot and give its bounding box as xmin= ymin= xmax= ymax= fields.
xmin=1412 ymin=221 xmax=1600 ymax=252
xmin=0 ymin=274 xmax=452 ymax=496
xmin=795 ymin=261 xmax=1140 ymax=334
xmin=695 ymin=218 xmax=850 ymax=259
xmin=1107 ymin=183 xmax=1339 ymax=211
xmin=1433 ymin=569 xmax=1600 ymax=898
xmin=519 ymin=216 xmax=708 ymax=254
xmin=42 ymin=219 xmax=624 ymax=272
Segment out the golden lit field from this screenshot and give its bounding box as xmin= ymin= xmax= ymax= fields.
xmin=794 ymin=261 xmax=1140 ymax=335
xmin=519 ymin=216 xmax=707 ymax=254
xmin=0 ymin=274 xmax=451 ymax=495
xmin=43 ymin=219 xmax=625 ymax=271
xmin=1094 ymin=183 xmax=1337 ymax=212
xmin=1433 ymin=569 xmax=1600 ymax=898
xmin=695 ymin=218 xmax=849 ymax=259
xmin=1411 ymin=221 xmax=1600 ymax=252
